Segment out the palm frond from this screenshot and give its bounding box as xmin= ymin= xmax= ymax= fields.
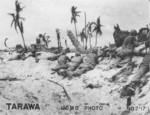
xmin=76 ymin=11 xmax=81 ymax=14
xmin=8 ymin=13 xmax=16 ymax=27
xmin=90 ymin=22 xmax=96 ymax=27
xmin=20 ymin=17 xmax=25 ymax=21
xmin=93 ymin=26 xmax=97 ymax=32
xmin=4 ymin=37 xmax=8 ymax=48
xmin=8 ymin=13 xmax=15 ymax=16
xmin=11 ymin=19 xmax=15 ymax=27
xmin=71 ymin=6 xmax=80 ymax=24
xmin=9 ymin=0 xmax=26 ymax=49
xmin=15 ymin=0 xmax=24 ymax=12
xmin=92 ymin=17 xmax=103 ymax=36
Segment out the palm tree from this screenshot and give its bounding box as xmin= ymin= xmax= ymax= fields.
xmin=92 ymin=16 xmax=103 ymax=47
xmin=56 ymin=28 xmax=61 ymax=51
xmin=71 ymin=6 xmax=81 ymax=38
xmin=79 ymin=29 xmax=87 ymax=49
xmin=87 ymin=22 xmax=94 ymax=48
xmin=8 ymin=0 xmax=26 ymax=50
xmin=84 ymin=12 xmax=88 ymax=49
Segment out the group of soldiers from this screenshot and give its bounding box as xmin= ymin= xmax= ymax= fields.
xmin=8 ymin=33 xmax=49 ymax=62
xmin=8 ymin=44 xmax=40 ymax=62
xmin=114 ymin=28 xmax=150 ymax=97
xmin=51 ymin=49 xmax=98 ymax=79
xmin=5 ymin=27 xmax=150 ymax=97
xmin=51 ymin=29 xmax=142 ymax=80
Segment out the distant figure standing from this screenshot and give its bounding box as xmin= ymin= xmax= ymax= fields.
xmin=38 ymin=34 xmax=46 ymax=46
xmin=36 ymin=33 xmax=50 ymax=49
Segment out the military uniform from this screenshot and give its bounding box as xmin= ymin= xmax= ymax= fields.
xmin=67 ymin=56 xmax=83 ymax=71
xmin=52 ymin=54 xmax=70 ymax=72
xmin=69 ymin=53 xmax=97 ymax=77
xmin=121 ymin=52 xmax=150 ymax=97
xmin=132 ymin=53 xmax=150 ymax=82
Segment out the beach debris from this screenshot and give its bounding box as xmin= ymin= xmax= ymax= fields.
xmin=85 ymin=83 xmax=102 ymax=89
xmin=67 ymin=30 xmax=87 ymax=53
xmin=0 ymin=76 xmax=24 ymax=81
xmin=47 ymin=79 xmax=71 ymax=101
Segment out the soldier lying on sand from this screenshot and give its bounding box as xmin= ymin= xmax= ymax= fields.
xmin=8 ymin=44 xmax=26 ymax=61
xmin=52 ymin=52 xmax=82 ymax=75
xmin=27 ymin=44 xmax=40 ymax=63
xmin=67 ymin=52 xmax=83 ymax=71
xmin=57 ymin=52 xmax=83 ymax=77
xmin=121 ymin=51 xmax=150 ymax=97
xmin=63 ymin=49 xmax=98 ymax=78
xmin=51 ymin=50 xmax=71 ymax=72
xmin=47 ymin=48 xmax=70 ymax=61
xmin=8 ymin=44 xmax=40 ymax=63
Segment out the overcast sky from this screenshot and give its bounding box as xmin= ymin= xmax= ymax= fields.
xmin=0 ymin=0 xmax=149 ymax=48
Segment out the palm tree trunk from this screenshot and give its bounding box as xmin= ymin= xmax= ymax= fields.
xmin=60 ymin=41 xmax=61 ymax=49
xmin=59 ymin=38 xmax=61 ymax=48
xmin=84 ymin=12 xmax=86 ymax=35
xmin=95 ymin=34 xmax=98 ymax=47
xmin=74 ymin=22 xmax=78 ymax=39
xmin=89 ymin=36 xmax=92 ymax=49
xmin=84 ymin=12 xmax=87 ymax=49
xmin=57 ymin=39 xmax=60 ymax=50
xmin=20 ymin=33 xmax=27 ymax=50
xmin=85 ymin=38 xmax=88 ymax=49
xmin=82 ymin=40 xmax=84 ymax=48
xmin=18 ymin=24 xmax=27 ymax=51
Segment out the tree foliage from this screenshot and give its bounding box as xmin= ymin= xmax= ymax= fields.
xmin=8 ymin=0 xmax=26 ymax=49
xmin=91 ymin=17 xmax=103 ymax=47
xmin=71 ymin=6 xmax=81 ymax=23
xmin=71 ymin=6 xmax=81 ymax=38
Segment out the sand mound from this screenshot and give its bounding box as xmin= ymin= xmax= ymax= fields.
xmin=0 ymin=51 xmax=149 ymax=115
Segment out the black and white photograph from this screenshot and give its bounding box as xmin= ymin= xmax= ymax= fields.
xmin=0 ymin=0 xmax=149 ymax=115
